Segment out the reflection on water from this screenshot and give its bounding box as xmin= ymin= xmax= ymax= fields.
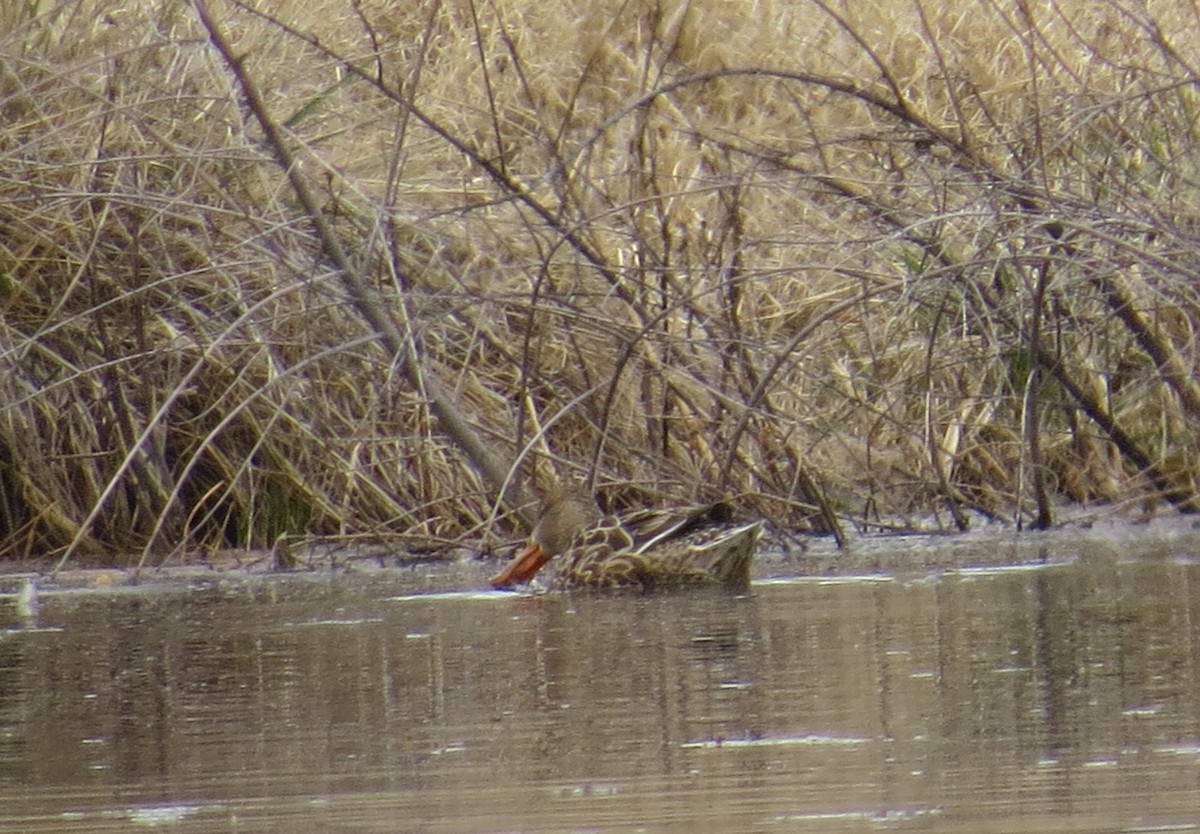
xmin=1 ymin=545 xmax=1199 ymax=832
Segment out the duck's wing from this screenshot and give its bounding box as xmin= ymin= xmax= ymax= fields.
xmin=621 ymin=501 xmax=736 ymax=550
xmin=635 ymin=521 xmax=763 ymax=590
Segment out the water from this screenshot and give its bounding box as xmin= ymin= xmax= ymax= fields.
xmin=2 ymin=521 xmax=1200 ymax=832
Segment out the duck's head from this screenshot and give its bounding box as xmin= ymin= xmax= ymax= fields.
xmin=490 ymin=488 xmax=600 ymax=588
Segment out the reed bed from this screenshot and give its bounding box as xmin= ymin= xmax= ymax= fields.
xmin=3 ymin=0 xmax=1200 ymax=565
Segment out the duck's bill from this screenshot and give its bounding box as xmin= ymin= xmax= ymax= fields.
xmin=489 ymin=543 xmax=548 ymax=588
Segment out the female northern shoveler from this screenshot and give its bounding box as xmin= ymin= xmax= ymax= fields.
xmin=489 ymin=488 xmax=762 ymax=592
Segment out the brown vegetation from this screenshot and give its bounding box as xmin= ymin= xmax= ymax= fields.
xmin=3 ymin=0 xmax=1200 ymax=565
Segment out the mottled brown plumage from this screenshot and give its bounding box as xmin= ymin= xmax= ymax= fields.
xmin=490 ymin=488 xmax=762 ymax=592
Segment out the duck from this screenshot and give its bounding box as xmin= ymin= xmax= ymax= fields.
xmin=489 ymin=487 xmax=763 ymax=592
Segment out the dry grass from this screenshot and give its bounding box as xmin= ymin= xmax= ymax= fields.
xmin=4 ymin=0 xmax=1200 ymax=564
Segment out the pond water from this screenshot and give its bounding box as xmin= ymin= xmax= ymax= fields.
xmin=2 ymin=519 xmax=1200 ymax=832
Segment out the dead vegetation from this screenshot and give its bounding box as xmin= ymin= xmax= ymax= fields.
xmin=3 ymin=0 xmax=1200 ymax=565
